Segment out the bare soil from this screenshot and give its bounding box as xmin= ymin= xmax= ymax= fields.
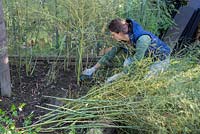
xmin=0 ymin=61 xmax=88 ymax=127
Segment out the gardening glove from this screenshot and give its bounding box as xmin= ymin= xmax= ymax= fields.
xmin=105 ymin=72 xmax=124 ymax=83
xmin=123 ymin=57 xmax=134 ymax=74
xmin=82 ymin=66 xmax=96 ymax=76
xmin=80 ymin=67 xmax=96 ymax=81
xmin=123 ymin=57 xmax=133 ymax=67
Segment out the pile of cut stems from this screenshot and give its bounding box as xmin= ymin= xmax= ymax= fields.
xmin=23 ymin=58 xmax=200 ymax=134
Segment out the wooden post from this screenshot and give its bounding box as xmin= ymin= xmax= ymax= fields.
xmin=0 ymin=0 xmax=11 ymax=97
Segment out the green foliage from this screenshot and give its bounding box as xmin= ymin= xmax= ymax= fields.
xmin=178 ymin=41 xmax=200 ymax=59
xmin=0 ymin=104 xmax=39 ymax=134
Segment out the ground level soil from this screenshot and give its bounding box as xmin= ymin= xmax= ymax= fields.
xmin=0 ymin=60 xmax=89 ymax=128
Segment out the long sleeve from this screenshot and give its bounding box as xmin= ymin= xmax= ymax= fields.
xmin=98 ymin=46 xmax=122 ymax=65
xmin=131 ymin=35 xmax=151 ymax=63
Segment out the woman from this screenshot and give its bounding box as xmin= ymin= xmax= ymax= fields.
xmin=82 ymin=18 xmax=171 ymax=82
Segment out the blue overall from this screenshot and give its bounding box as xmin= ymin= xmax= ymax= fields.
xmin=98 ymin=19 xmax=171 ymax=79
xmin=127 ymin=19 xmax=171 ymax=61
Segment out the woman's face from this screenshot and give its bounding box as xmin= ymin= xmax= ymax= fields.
xmin=110 ymin=31 xmax=125 ymax=41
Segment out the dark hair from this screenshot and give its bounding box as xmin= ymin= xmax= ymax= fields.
xmin=108 ymin=18 xmax=128 ymax=33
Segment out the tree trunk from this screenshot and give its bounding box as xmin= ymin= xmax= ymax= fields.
xmin=0 ymin=0 xmax=11 ymax=97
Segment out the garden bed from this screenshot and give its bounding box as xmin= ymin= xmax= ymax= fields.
xmin=0 ymin=61 xmax=87 ymax=127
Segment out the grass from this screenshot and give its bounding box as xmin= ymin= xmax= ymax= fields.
xmin=23 ymin=55 xmax=200 ymax=134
